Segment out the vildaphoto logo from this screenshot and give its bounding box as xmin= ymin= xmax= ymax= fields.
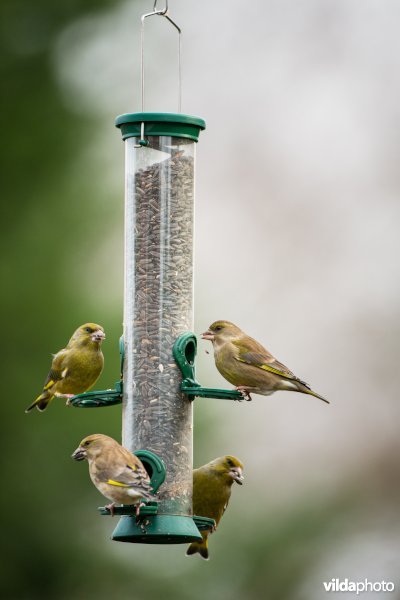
xmin=323 ymin=579 xmax=395 ymax=594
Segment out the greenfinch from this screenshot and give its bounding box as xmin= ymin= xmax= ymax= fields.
xmin=202 ymin=320 xmax=329 ymax=403
xmin=72 ymin=434 xmax=156 ymax=515
xmin=26 ymin=323 xmax=105 ymax=412
xmin=187 ymin=455 xmax=244 ymax=560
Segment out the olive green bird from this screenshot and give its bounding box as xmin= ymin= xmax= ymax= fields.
xmin=186 ymin=455 xmax=244 ymax=560
xmin=26 ymin=323 xmax=105 ymax=413
xmin=72 ymin=434 xmax=156 ymax=516
xmin=202 ymin=320 xmax=329 ymax=403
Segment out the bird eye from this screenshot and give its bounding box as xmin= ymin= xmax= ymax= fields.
xmin=215 ymin=326 xmax=223 ymax=332
xmin=226 ymin=458 xmax=234 ymax=467
xmin=83 ymin=440 xmax=91 ymax=447
xmin=85 ymin=327 xmax=93 ymax=333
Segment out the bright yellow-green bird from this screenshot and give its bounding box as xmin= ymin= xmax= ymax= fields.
xmin=26 ymin=323 xmax=105 ymax=412
xmin=186 ymin=455 xmax=244 ymax=560
xmin=71 ymin=434 xmax=156 ymax=515
xmin=202 ymin=320 xmax=329 ymax=403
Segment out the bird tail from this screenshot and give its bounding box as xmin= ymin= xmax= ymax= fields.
xmin=300 ymin=384 xmax=329 ymax=404
xmin=186 ymin=534 xmax=209 ymax=560
xmin=25 ymin=391 xmax=53 ymax=413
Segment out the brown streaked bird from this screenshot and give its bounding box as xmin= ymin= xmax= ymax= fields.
xmin=26 ymin=323 xmax=105 ymax=413
xmin=71 ymin=434 xmax=156 ymax=515
xmin=202 ymin=320 xmax=329 ymax=403
xmin=186 ymin=455 xmax=244 ymax=560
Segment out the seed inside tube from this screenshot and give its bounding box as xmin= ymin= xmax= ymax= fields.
xmin=123 ymin=137 xmax=195 ymax=515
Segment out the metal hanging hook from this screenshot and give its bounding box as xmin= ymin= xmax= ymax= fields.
xmin=135 ymin=1 xmax=182 ymax=147
xmin=141 ymin=1 xmax=182 ymax=113
xmin=153 ymin=0 xmax=168 ymax=14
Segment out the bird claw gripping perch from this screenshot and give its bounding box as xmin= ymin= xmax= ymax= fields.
xmin=235 ymin=386 xmax=253 ymax=401
xmin=172 ymin=332 xmax=244 ymax=401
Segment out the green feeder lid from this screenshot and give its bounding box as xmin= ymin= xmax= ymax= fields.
xmin=115 ymin=112 xmax=206 ymax=142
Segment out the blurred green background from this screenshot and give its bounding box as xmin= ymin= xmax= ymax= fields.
xmin=1 ymin=1 xmax=400 ymax=598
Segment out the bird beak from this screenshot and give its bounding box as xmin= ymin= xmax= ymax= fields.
xmin=92 ymin=329 xmax=106 ymax=343
xmin=71 ymin=446 xmax=87 ymax=461
xmin=230 ymin=467 xmax=244 ymax=485
xmin=201 ymin=329 xmax=215 ymax=341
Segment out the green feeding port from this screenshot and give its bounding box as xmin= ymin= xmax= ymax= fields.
xmin=173 ymin=332 xmax=244 ymax=401
xmin=99 ymin=449 xmax=215 ymax=544
xmin=135 ymin=449 xmax=166 ymax=493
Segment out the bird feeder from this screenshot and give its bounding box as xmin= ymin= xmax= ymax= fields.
xmin=69 ymin=1 xmax=240 ymax=543
xmin=113 ymin=106 xmax=206 ymax=542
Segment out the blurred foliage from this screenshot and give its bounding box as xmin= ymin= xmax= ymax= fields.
xmin=1 ymin=2 xmax=398 ymax=599
xmin=0 ymin=1 xmax=125 ymax=597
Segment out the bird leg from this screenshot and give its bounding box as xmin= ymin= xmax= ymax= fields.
xmin=235 ymin=386 xmax=252 ymax=401
xmin=135 ymin=502 xmax=146 ymax=518
xmin=105 ymin=502 xmax=116 ymax=516
xmin=54 ymin=392 xmax=75 ymax=406
xmin=65 ymin=396 xmax=76 ymax=406
xmin=135 ymin=502 xmax=147 ymax=529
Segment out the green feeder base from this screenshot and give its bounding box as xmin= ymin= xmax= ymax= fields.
xmin=111 ymin=514 xmax=204 ymax=544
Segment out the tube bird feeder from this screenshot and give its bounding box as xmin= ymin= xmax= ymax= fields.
xmin=112 ymin=113 xmax=204 ymax=543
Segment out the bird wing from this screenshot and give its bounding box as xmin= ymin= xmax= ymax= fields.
xmin=42 ymin=349 xmax=69 ymax=390
xmin=99 ymin=452 xmax=152 ymax=491
xmin=233 ymin=341 xmax=309 ymax=386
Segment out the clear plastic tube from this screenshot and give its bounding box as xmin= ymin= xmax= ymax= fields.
xmin=122 ymin=135 xmax=195 ymax=515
